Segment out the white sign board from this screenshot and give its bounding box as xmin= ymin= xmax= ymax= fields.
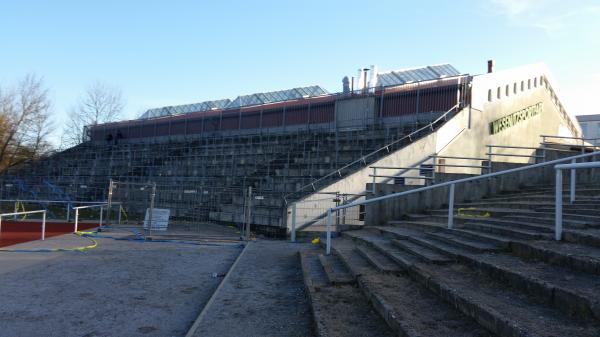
xmin=143 ymin=208 xmax=170 ymax=231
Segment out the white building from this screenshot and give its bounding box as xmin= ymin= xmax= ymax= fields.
xmin=577 ymin=114 xmax=600 ymax=145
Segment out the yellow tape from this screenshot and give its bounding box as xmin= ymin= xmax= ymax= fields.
xmin=0 ymin=233 xmax=98 ymax=252
xmin=457 ymin=208 xmax=491 ymax=218
xmin=311 ymin=237 xmax=320 ymax=244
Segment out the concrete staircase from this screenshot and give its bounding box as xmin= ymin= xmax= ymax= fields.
xmin=300 ymin=184 xmax=600 ymax=336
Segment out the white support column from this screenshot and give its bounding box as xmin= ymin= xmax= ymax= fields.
xmin=74 ymin=208 xmax=79 ymax=233
xmin=41 ymin=211 xmax=46 ymax=241
xmin=555 ymin=169 xmax=563 ymax=241
xmin=290 ymin=203 xmax=297 ymax=243
xmin=448 ymin=183 xmax=455 ymax=229
xmin=326 ymin=209 xmax=332 ymax=255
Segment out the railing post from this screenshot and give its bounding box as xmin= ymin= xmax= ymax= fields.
xmin=13 ymin=201 xmax=17 ymax=220
xmin=372 ymin=167 xmax=377 ymax=194
xmin=41 ymin=211 xmax=46 ymax=241
xmin=118 ymin=205 xmax=122 ymax=225
xmin=291 ymin=203 xmax=297 ymax=243
xmin=74 ymin=208 xmax=79 ymax=233
xmin=487 ymin=145 xmax=493 ymax=174
xmin=99 ymin=206 xmax=103 ymax=227
xmin=66 ymin=203 xmax=71 ymax=222
xmin=326 ymin=208 xmax=332 ymax=255
xmin=448 ymin=183 xmax=455 ymax=229
xmin=555 ymin=168 xmax=563 ymax=241
xmin=570 ymin=158 xmax=576 ymax=203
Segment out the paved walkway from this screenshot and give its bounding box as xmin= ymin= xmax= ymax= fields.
xmin=190 ymin=240 xmax=314 ymax=337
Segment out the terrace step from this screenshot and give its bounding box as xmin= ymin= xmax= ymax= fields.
xmin=299 ymin=249 xmax=395 ymax=337
xmin=318 ymin=253 xmax=355 ymax=285
xmin=462 ymin=217 xmax=555 ymax=232
xmin=462 ymin=222 xmax=552 ymax=240
xmin=425 ymin=231 xmax=500 ymax=253
xmin=331 ymin=238 xmax=496 ymax=337
xmin=342 ymin=231 xmax=600 ymax=336
xmin=391 ymin=238 xmax=454 ymax=264
xmin=355 ymin=245 xmax=402 ymax=274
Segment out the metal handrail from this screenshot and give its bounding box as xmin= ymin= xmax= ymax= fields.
xmin=284 ymin=103 xmax=462 ymax=203
xmin=323 ymin=150 xmax=600 ymax=254
xmin=554 ymin=160 xmax=600 ymax=240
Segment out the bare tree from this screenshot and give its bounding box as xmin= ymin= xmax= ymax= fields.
xmin=62 ymin=81 xmax=124 ymax=147
xmin=0 ymin=74 xmax=52 ymax=173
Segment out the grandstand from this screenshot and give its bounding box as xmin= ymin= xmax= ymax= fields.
xmin=0 ymin=62 xmax=582 ymax=236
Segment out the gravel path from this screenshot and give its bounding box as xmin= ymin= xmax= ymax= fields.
xmin=0 ymin=230 xmax=242 ymax=337
xmin=191 ymin=240 xmax=314 ymax=337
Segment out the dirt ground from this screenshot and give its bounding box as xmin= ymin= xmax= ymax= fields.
xmin=0 ymin=227 xmax=243 ymax=337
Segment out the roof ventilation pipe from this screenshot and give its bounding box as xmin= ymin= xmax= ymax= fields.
xmin=368 ymin=65 xmax=378 ymax=90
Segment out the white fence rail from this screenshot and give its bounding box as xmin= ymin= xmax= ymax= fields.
xmin=0 ymin=210 xmax=47 ymax=241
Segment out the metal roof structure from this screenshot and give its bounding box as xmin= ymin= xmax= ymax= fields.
xmin=138 ymin=85 xmax=328 ymax=119
xmin=139 ymin=99 xmax=231 ymax=119
xmin=225 ymin=85 xmax=328 ymax=109
xmin=376 ymin=64 xmax=461 ymax=87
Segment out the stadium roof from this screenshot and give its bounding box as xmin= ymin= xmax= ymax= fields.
xmin=139 ymin=99 xmax=231 ymax=119
xmin=226 ymin=85 xmax=328 ymax=109
xmin=138 ymin=85 xmax=328 ymax=119
xmin=376 ymin=64 xmax=461 ymax=87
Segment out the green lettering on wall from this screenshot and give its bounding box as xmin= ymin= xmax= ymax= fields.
xmin=489 ymin=102 xmax=543 ymax=135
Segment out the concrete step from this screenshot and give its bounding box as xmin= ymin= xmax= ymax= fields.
xmin=536 ymin=207 xmax=600 ymax=217
xmin=502 ymin=214 xmax=590 ymax=228
xmin=330 ymin=238 xmax=495 ymax=337
xmin=318 ymin=253 xmax=355 ymax=285
xmin=403 ymin=231 xmax=600 ymax=321
xmin=463 ymin=217 xmax=555 ymax=233
xmin=341 ymin=230 xmax=600 ymax=336
xmin=462 ymin=222 xmax=553 ymax=240
xmin=425 ymin=231 xmax=500 ymax=253
xmin=445 ymin=228 xmax=513 ymax=248
xmin=299 ymin=249 xmax=395 ymax=337
xmin=391 ymin=238 xmax=454 ymax=264
xmin=431 ymin=207 xmax=600 ymax=224
xmin=455 ymin=201 xmax=600 ymax=212
xmin=355 ymin=245 xmax=401 ymax=274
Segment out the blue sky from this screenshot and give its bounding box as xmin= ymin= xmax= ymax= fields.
xmin=0 ymin=0 xmax=598 ymax=144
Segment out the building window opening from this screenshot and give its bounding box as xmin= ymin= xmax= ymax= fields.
xmin=488 ymin=89 xmax=492 ymax=102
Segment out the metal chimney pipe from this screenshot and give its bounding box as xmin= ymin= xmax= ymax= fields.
xmin=487 ymin=59 xmax=495 ymax=73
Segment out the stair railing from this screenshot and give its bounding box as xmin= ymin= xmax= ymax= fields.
xmin=284 ymin=103 xmax=462 ymax=204
xmin=323 ymin=150 xmax=600 ymax=254
xmin=554 ymin=160 xmax=600 ymax=240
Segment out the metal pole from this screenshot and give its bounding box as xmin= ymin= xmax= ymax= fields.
xmin=74 ymin=208 xmax=79 ymax=232
xmin=372 ymin=168 xmax=377 ymax=194
xmin=41 ymin=211 xmax=46 ymax=241
xmin=246 ymin=186 xmax=252 ymax=241
xmin=66 ymin=203 xmax=71 ymax=222
xmin=448 ymin=183 xmax=455 ymax=229
xmin=555 ymin=169 xmax=563 ymax=241
xmin=99 ymin=206 xmax=103 ymax=227
xmin=106 ymin=179 xmax=114 ymax=230
xmin=148 ymin=183 xmax=156 ymax=238
xmin=326 ymin=209 xmax=332 ymax=255
xmin=570 ymin=158 xmax=576 ymax=203
xmin=118 ymin=205 xmax=122 ymax=225
xmin=13 ymin=201 xmax=17 ymax=220
xmin=291 ymin=203 xmax=296 ymax=243
xmin=0 ymin=217 xmax=3 ymax=236
xmin=487 ymin=145 xmax=493 ymax=174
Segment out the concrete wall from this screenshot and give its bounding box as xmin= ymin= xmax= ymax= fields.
xmin=287 ymin=106 xmax=470 ymax=230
